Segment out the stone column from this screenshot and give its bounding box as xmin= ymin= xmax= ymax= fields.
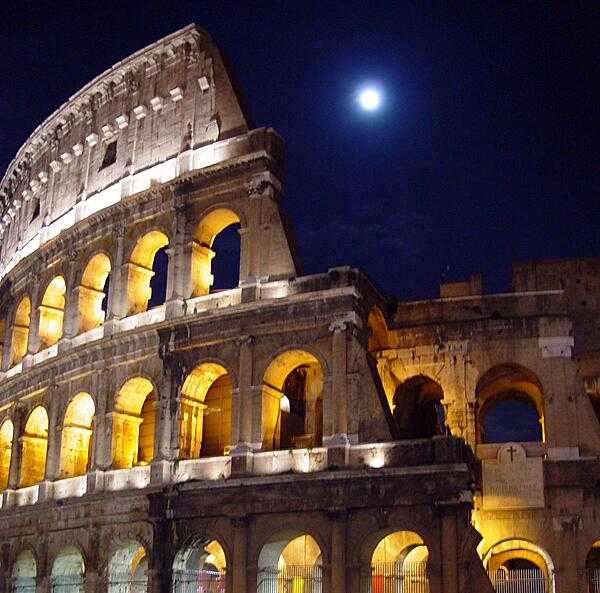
xmin=5 ymin=405 xmax=24 ymax=503
xmin=166 ymin=206 xmax=191 ymax=317
xmin=232 ymin=517 xmax=249 ymax=593
xmin=440 ymin=511 xmax=459 ymax=593
xmin=59 ymin=253 xmax=81 ymax=350
xmin=105 ymin=222 xmax=127 ymax=329
xmin=237 ymin=226 xmax=252 ymax=284
xmin=41 ymin=389 xmax=61 ymax=500
xmin=330 ymin=511 xmax=347 ymax=593
xmin=1 ymin=315 xmax=13 ymax=371
xmin=24 ymin=277 xmax=41 ymax=361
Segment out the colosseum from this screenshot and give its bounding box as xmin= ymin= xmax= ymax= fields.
xmin=0 ymin=23 xmax=599 ymax=593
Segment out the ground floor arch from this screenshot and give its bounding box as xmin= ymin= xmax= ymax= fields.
xmin=172 ymin=537 xmax=227 ymax=593
xmin=112 ymin=378 xmax=156 ymax=469
xmin=107 ymin=540 xmax=148 ymax=593
xmin=261 ymin=350 xmax=324 ymax=451
xmin=59 ymin=393 xmax=95 ymax=478
xmin=12 ymin=550 xmax=36 ymax=593
xmin=257 ymin=531 xmax=323 ymax=593
xmin=179 ymin=363 xmax=232 ymax=459
xmin=50 ymin=546 xmax=85 ymax=593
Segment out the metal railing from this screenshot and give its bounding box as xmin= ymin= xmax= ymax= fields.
xmin=106 ymin=572 xmax=149 ymax=593
xmin=360 ymin=562 xmax=429 ymax=593
xmin=490 ymin=569 xmax=549 ymax=593
xmin=257 ymin=565 xmax=322 ymax=593
xmin=589 ymin=569 xmax=600 ymax=593
xmin=172 ymin=569 xmax=226 ymax=593
xmin=50 ymin=575 xmax=84 ymax=593
xmin=11 ymin=577 xmax=36 ymax=593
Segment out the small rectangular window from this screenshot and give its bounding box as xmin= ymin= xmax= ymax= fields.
xmin=99 ymin=140 xmax=117 ymax=170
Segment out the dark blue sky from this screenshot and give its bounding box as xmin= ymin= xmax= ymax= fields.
xmin=1 ymin=2 xmax=598 ymax=300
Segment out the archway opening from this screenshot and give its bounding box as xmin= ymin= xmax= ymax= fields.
xmin=476 ymin=365 xmax=545 ymax=444
xmin=192 ymin=208 xmax=241 ymax=296
xmin=127 ymin=230 xmax=169 ymax=315
xmin=0 ymin=419 xmax=14 ymax=490
xmin=107 ymin=540 xmax=148 ymax=593
xmin=172 ymin=538 xmax=226 ymax=593
xmin=112 ymin=378 xmax=156 ymax=469
xmin=11 ymin=549 xmax=36 ymax=593
xmin=10 ymin=297 xmax=30 ymax=366
xmin=50 ymin=546 xmax=84 ymax=593
xmin=586 ymin=541 xmax=600 ymax=593
xmin=393 ymin=376 xmax=446 ymax=440
xmin=59 ymin=393 xmax=95 ymax=478
xmin=179 ymin=363 xmax=232 ymax=459
xmin=258 ymin=531 xmax=322 ymax=593
xmin=79 ymin=253 xmax=111 ymax=333
xmin=38 ymin=276 xmax=66 ymax=349
xmin=19 ymin=406 xmax=48 ymax=488
xmin=262 ymin=350 xmax=324 ymax=451
xmin=484 ymin=539 xmax=553 ymax=593
xmin=363 ymin=531 xmax=429 ymax=593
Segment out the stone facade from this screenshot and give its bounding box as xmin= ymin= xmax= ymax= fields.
xmin=0 ymin=22 xmax=599 ymax=593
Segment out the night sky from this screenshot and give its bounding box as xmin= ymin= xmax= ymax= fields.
xmin=1 ymin=2 xmax=598 ymax=301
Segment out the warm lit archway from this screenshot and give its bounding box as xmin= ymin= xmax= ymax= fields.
xmin=172 ymin=537 xmax=227 ymax=593
xmin=38 ymin=276 xmax=66 ymax=349
xmin=476 ymin=364 xmax=545 ymax=444
xmin=107 ymin=540 xmax=148 ymax=593
xmin=112 ymin=377 xmax=156 ymax=469
xmin=393 ymin=375 xmax=446 ymax=440
xmin=19 ymin=406 xmax=48 ymax=488
xmin=127 ymin=230 xmax=169 ymax=315
xmin=587 ymin=541 xmax=600 ymax=593
xmin=262 ymin=350 xmax=324 ymax=451
xmin=179 ymin=363 xmax=232 ymax=459
xmin=10 ymin=297 xmax=31 ymax=366
xmin=50 ymin=546 xmax=85 ymax=593
xmin=0 ymin=419 xmax=14 ymax=490
xmin=12 ymin=549 xmax=36 ymax=593
xmin=79 ymin=253 xmax=111 ymax=333
xmin=192 ymin=208 xmax=241 ymax=296
xmin=59 ymin=393 xmax=95 ymax=478
xmin=363 ymin=531 xmax=429 ymax=593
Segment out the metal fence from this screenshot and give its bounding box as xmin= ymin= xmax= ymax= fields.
xmin=360 ymin=562 xmax=429 ymax=593
xmin=490 ymin=569 xmax=549 ymax=593
xmin=589 ymin=569 xmax=600 ymax=593
xmin=11 ymin=577 xmax=36 ymax=593
xmin=50 ymin=575 xmax=84 ymax=593
xmin=172 ymin=569 xmax=226 ymax=593
xmin=106 ymin=572 xmax=149 ymax=593
xmin=257 ymin=565 xmax=323 ymax=593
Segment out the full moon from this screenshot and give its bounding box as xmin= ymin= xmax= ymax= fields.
xmin=358 ymin=87 xmax=382 ymax=111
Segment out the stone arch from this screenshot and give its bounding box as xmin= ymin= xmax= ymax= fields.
xmin=11 ymin=548 xmax=37 ymax=593
xmin=392 ymin=375 xmax=446 ymax=440
xmin=38 ymin=275 xmax=66 ymax=349
xmin=58 ymin=393 xmax=95 ymax=478
xmin=0 ymin=418 xmax=14 ymax=490
xmin=126 ymin=229 xmax=170 ymax=315
xmin=78 ymin=252 xmax=111 ymax=333
xmin=10 ymin=296 xmax=31 ymax=366
xmin=191 ymin=206 xmax=243 ymax=296
xmin=50 ymin=545 xmax=85 ymax=593
xmin=179 ymin=362 xmax=233 ymax=459
xmin=261 ymin=349 xmax=325 ymax=451
xmin=257 ymin=529 xmax=324 ymax=593
xmin=482 ymin=538 xmax=555 ymax=593
xmin=111 ymin=377 xmax=156 ymax=469
xmin=172 ymin=534 xmax=228 ymax=593
xmin=106 ymin=539 xmax=148 ymax=593
xmin=367 ymin=306 xmax=390 ymax=351
xmin=586 ymin=540 xmax=600 ymax=591
xmin=476 ymin=364 xmax=545 ymax=444
xmin=19 ymin=405 xmax=48 ymax=487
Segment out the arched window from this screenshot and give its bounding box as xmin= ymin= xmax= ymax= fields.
xmin=587 ymin=542 xmax=600 ymax=593
xmin=179 ymin=363 xmax=232 ymax=459
xmin=363 ymin=531 xmax=429 ymax=593
xmin=127 ymin=231 xmax=169 ymax=315
xmin=192 ymin=209 xmax=241 ymax=296
xmin=79 ymin=254 xmax=111 ymax=333
xmin=50 ymin=547 xmax=84 ymax=593
xmin=258 ymin=531 xmax=322 ymax=593
xmin=172 ymin=538 xmax=226 ymax=593
xmin=262 ymin=350 xmax=324 ymax=451
xmin=107 ymin=540 xmax=148 ymax=593
xmin=19 ymin=406 xmax=48 ymax=488
xmin=10 ymin=297 xmax=31 ymax=366
xmin=0 ymin=419 xmax=14 ymax=490
xmin=476 ymin=365 xmax=545 ymax=444
xmin=393 ymin=375 xmax=446 ymax=440
xmin=112 ymin=378 xmax=156 ymax=469
xmin=11 ymin=550 xmax=36 ymax=593
xmin=59 ymin=393 xmax=95 ymax=478
xmin=38 ymin=276 xmax=66 ymax=348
